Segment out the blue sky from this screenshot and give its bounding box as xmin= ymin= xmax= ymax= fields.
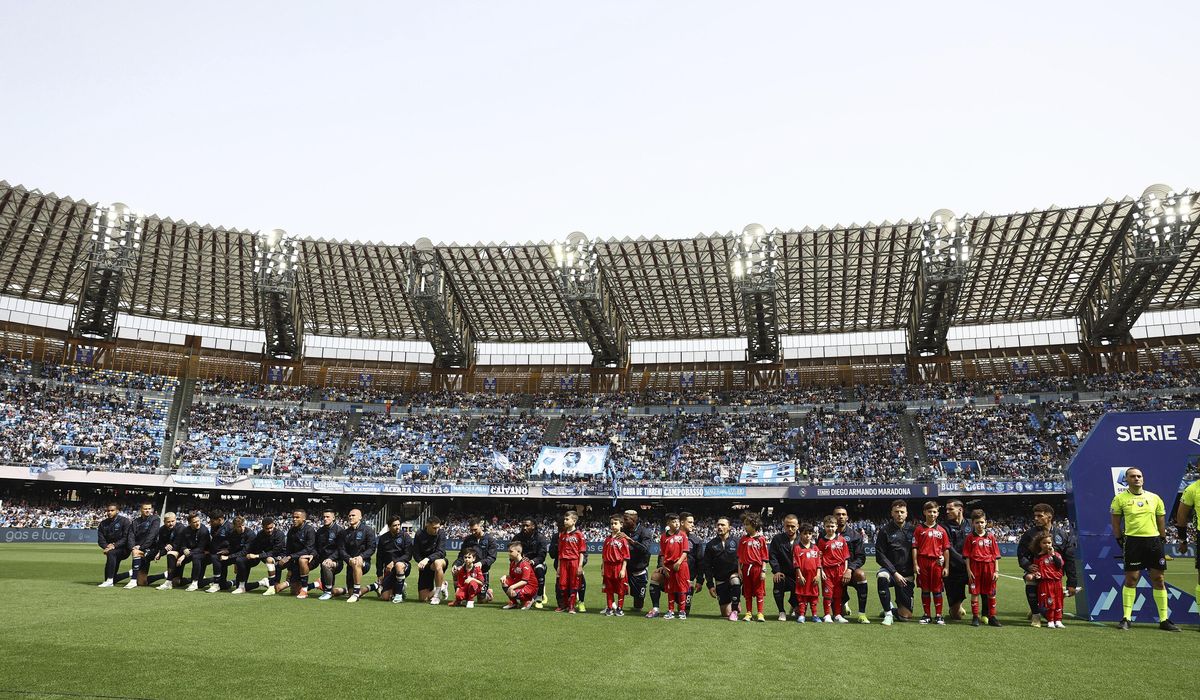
xmin=2 ymin=1 xmax=1196 ymax=244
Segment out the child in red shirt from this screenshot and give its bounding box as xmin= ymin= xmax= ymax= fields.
xmin=658 ymin=513 xmax=691 ymax=619
xmin=602 ymin=514 xmax=631 ymax=616
xmin=1026 ymin=533 xmax=1066 ymax=628
xmin=963 ymin=509 xmax=1003 ymax=627
xmin=792 ymin=523 xmax=822 ymax=623
xmin=911 ymin=501 xmax=950 ymax=624
xmin=500 ymin=541 xmax=538 ymax=610
xmin=737 ymin=512 xmax=769 ymax=622
xmin=449 ymin=548 xmax=484 ymax=608
xmin=556 ymin=510 xmax=587 ymax=614
xmin=817 ymin=515 xmax=850 ymax=623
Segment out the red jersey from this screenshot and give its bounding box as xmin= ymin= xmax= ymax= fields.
xmin=817 ymin=535 xmax=849 ymax=568
xmin=603 ymin=534 xmax=631 ymax=566
xmin=737 ymin=534 xmax=769 ymax=567
xmin=659 ymin=531 xmax=689 ymax=567
xmin=557 ymin=530 xmax=587 ymax=562
xmin=913 ymin=523 xmax=950 ymax=558
xmin=1031 ymin=551 xmax=1064 ymax=582
xmin=508 ymin=558 xmax=537 ymax=588
xmin=792 ymin=543 xmax=821 ymax=586
xmin=963 ymin=532 xmax=1001 ymax=563
xmin=454 ymin=562 xmax=483 ymax=588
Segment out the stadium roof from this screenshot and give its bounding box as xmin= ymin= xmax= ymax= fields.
xmin=2 ymin=180 xmax=1198 ymax=344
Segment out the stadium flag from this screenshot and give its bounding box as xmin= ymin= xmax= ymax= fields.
xmin=532 ymin=446 xmax=609 ymax=476
xmin=358 ymin=373 xmax=373 ymax=387
xmin=483 ymin=377 xmax=498 ymax=391
xmin=783 ymin=369 xmax=800 ymax=386
xmin=737 ymin=460 xmax=796 ymax=485
xmin=491 ymin=450 xmax=514 ymax=473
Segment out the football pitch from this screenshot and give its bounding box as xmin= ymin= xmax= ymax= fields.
xmin=1 ymin=545 xmax=1198 ymax=700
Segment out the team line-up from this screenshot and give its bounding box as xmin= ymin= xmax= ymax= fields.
xmin=92 ymin=474 xmax=1197 ymax=631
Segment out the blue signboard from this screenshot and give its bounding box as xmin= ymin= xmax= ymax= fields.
xmin=1066 ymin=411 xmax=1200 ymax=624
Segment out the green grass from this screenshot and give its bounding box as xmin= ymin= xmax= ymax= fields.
xmin=0 ymin=545 xmax=1198 ymax=699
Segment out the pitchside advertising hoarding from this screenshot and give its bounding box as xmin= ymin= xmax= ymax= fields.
xmin=1066 ymin=411 xmax=1200 ymax=624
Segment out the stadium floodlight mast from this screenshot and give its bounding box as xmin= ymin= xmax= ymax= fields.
xmin=254 ymin=229 xmax=303 ymax=361
xmin=910 ymin=209 xmax=969 ymax=359
xmin=407 ymin=237 xmax=473 ymax=369
xmin=71 ymin=202 xmax=144 ymax=341
xmin=729 ymin=223 xmax=780 ymax=364
xmin=553 ymin=231 xmax=627 ymax=369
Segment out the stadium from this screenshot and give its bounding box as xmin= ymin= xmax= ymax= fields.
xmin=4 ymin=4 xmax=1200 ymax=700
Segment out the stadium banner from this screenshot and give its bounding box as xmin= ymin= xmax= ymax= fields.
xmin=284 ymin=478 xmax=313 ymax=490
xmin=938 ymin=479 xmax=1065 ymax=495
xmin=314 ymin=480 xmax=344 ymax=492
xmin=2 ymin=528 xmax=97 ymax=544
xmin=738 ymin=461 xmax=795 ymax=485
xmin=172 ymin=474 xmax=217 ymax=486
xmin=704 ymin=486 xmax=747 ymax=497
xmin=489 ymin=484 xmax=530 ymax=496
xmin=540 ymin=484 xmax=583 ymax=498
xmin=1066 ymin=411 xmax=1200 ymax=624
xmin=788 ymin=483 xmax=938 ymax=500
xmin=236 ymin=456 xmax=274 ymax=471
xmin=252 ymin=478 xmax=285 ymax=490
xmin=531 ymin=446 xmax=609 ymax=476
xmin=382 ymin=483 xmax=452 ymax=495
xmin=450 ymin=484 xmax=491 ymax=496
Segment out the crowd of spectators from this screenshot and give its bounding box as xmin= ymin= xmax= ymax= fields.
xmin=795 ymin=408 xmax=910 ymax=484
xmin=1081 ymin=369 xmax=1200 ymax=393
xmin=40 ymin=363 xmax=178 ymax=393
xmin=917 ymin=404 xmax=1058 ymax=482
xmin=454 ymin=415 xmax=547 ymax=481
xmin=174 ymin=402 xmax=346 ymax=476
xmin=197 ymin=379 xmax=312 ymax=402
xmin=344 ymin=414 xmax=468 ymax=480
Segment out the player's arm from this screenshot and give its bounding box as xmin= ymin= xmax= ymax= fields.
xmin=768 ymin=538 xmax=785 ymax=577
xmin=1176 ymin=499 xmax=1193 ymax=553
xmin=375 ymin=538 xmax=388 ymax=578
xmin=874 ymin=530 xmax=896 ymax=575
xmin=299 ymin=526 xmax=316 ymax=558
xmin=1110 ymin=513 xmax=1124 ymax=546
xmin=1016 ymin=531 xmax=1035 ymax=571
xmin=911 ymin=544 xmax=920 ymax=576
xmin=846 ymin=532 xmax=866 ymax=571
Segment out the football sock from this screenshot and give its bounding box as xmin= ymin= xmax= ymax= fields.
xmin=685 ymin=591 xmax=693 ymax=614
xmin=854 ymin=581 xmax=869 ymax=612
xmin=1122 ymin=586 xmax=1136 ymax=619
xmin=299 ymin=575 xmax=308 ymax=587
xmin=757 ymin=597 xmax=764 ymax=614
xmin=649 ymin=581 xmax=662 ymax=609
xmin=1153 ymin=588 xmax=1169 ymax=621
xmin=618 ymin=594 xmax=625 ymax=609
xmin=987 ymin=595 xmax=997 ymax=617
xmin=606 ymin=593 xmax=613 ymax=608
xmin=922 ymin=592 xmax=931 ymax=616
xmin=773 ymin=586 xmax=787 ymax=614
xmin=823 ymin=597 xmax=831 ymax=616
xmin=352 ymin=583 xmax=361 ymax=595
xmin=971 ymin=597 xmax=980 ymax=616
xmin=730 ymin=582 xmax=742 ymax=612
xmin=878 ymin=578 xmax=892 ymax=612
xmin=266 ymin=564 xmax=278 ymax=585
xmin=367 ymin=582 xmax=380 ymax=593
xmin=934 ymin=592 xmax=943 ymax=615
xmin=578 ymin=576 xmax=586 ymax=602
xmin=1025 ymin=584 xmax=1039 ymax=613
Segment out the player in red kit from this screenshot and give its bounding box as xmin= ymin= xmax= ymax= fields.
xmin=657 ymin=513 xmax=691 ymax=620
xmin=963 ymin=509 xmax=1003 ymax=628
xmin=602 ymin=514 xmax=631 ymax=616
xmin=556 ymin=510 xmax=587 ymax=614
xmin=912 ymin=501 xmax=950 ymax=624
xmin=500 ymin=541 xmax=538 ymax=610
xmin=1026 ymin=533 xmax=1066 ymax=628
xmin=737 ymin=512 xmax=769 ymax=622
xmin=817 ymin=515 xmax=850 ymax=623
xmin=449 ymin=548 xmax=484 ymax=608
xmin=792 ymin=523 xmax=822 ymax=623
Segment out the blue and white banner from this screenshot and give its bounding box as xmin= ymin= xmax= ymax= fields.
xmin=395 ymin=463 xmax=431 ymax=478
xmin=491 ymin=451 xmax=514 ymax=473
xmin=237 ymin=456 xmax=273 ymax=472
xmin=172 ymin=474 xmax=217 ymax=486
xmin=1066 ymin=411 xmax=1200 ymax=623
xmin=738 ymin=461 xmax=795 ymax=485
xmin=939 ymin=460 xmax=981 ymax=476
xmin=789 ymin=483 xmax=938 ymax=499
xmin=450 ymin=484 xmax=491 ymax=496
xmin=532 ymin=446 xmax=609 ymax=476
xmin=939 ymin=479 xmax=1065 ymax=494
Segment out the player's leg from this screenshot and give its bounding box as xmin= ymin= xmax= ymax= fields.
xmin=895 ymin=577 xmax=914 ymax=620
xmin=945 ymin=575 xmax=967 ymax=620
xmin=628 ymin=569 xmax=648 ymax=612
xmin=646 ymin=568 xmax=664 ymax=617
xmin=849 ymin=568 xmax=869 ymax=620
xmin=346 ymin=559 xmax=363 ymax=601
xmin=577 ymin=569 xmax=586 ymax=610
xmin=102 ymin=547 xmax=129 ymax=585
xmin=320 ymin=560 xmax=342 ymax=599
xmin=877 ymin=570 xmax=894 ymax=617
xmin=185 ymin=551 xmax=207 ymax=591
xmin=295 ymin=555 xmax=312 ymax=597
xmin=534 ymin=563 xmax=547 ymax=607
xmin=432 ymin=558 xmax=446 ymax=596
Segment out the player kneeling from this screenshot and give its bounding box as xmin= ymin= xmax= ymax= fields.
xmin=449 ymin=549 xmax=484 ymax=608
xmin=500 ymin=542 xmax=538 ymax=610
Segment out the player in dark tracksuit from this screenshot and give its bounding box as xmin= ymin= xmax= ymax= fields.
xmin=205 ymin=512 xmax=233 ymax=591
xmin=514 ymin=519 xmax=549 ymax=606
xmin=682 ymin=513 xmax=706 ymax=615
xmin=312 ymin=509 xmax=343 ymax=594
xmin=410 ymin=518 xmax=448 ymax=602
xmin=126 ymin=502 xmax=160 ymax=588
xmin=875 ymin=500 xmax=916 ymax=622
xmin=942 ymin=501 xmax=972 ymax=619
xmin=622 ymin=511 xmax=656 ymax=611
xmin=149 ymin=513 xmax=186 ymax=586
xmin=97 ymin=504 xmax=132 ymax=586
xmin=835 ymin=516 xmax=870 ymax=621
xmin=1017 ymin=505 xmax=1079 ymax=617
xmin=234 ymin=518 xmax=285 ymax=592
xmin=178 ymin=513 xmax=212 ymax=588
xmin=337 ymin=509 xmax=377 ymax=600
xmin=769 ymin=517 xmax=803 ymax=618
xmin=208 ymin=516 xmax=251 ymax=591
xmin=370 ymin=515 xmax=413 ymax=602
xmin=704 ymin=516 xmax=742 ymax=618
xmin=274 ymin=511 xmax=317 ymax=593
xmin=454 ymin=521 xmax=500 ymax=601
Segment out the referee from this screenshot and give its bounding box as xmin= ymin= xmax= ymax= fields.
xmin=1110 ymin=467 xmax=1180 ymax=631
xmin=1173 ymin=477 xmax=1200 ymax=631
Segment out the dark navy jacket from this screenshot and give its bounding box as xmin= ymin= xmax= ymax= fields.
xmin=127 ymin=515 xmax=160 ymax=551
xmin=98 ymin=515 xmax=132 ymax=550
xmin=704 ymin=534 xmax=739 ymax=586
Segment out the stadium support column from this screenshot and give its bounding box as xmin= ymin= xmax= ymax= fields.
xmin=254 ymin=229 xmax=304 ymax=370
xmin=552 ymin=232 xmax=629 ymax=391
xmin=907 ymin=210 xmax=969 ymax=381
xmin=407 ymin=238 xmax=475 ymax=390
xmin=70 ymin=202 xmax=142 ymax=342
xmin=730 ymin=224 xmax=780 ymax=368
xmin=1079 ymin=185 xmax=1194 ymax=372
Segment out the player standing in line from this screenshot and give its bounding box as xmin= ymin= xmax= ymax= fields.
xmin=940 ymin=500 xmax=971 ymax=621
xmin=1016 ymin=504 xmax=1079 ymax=619
xmin=655 ymin=513 xmax=690 ymax=619
xmin=313 ymin=509 xmax=343 ymax=599
xmin=912 ymin=501 xmax=950 ymax=625
xmin=817 ymin=515 xmax=850 ymax=623
xmin=681 ymin=512 xmax=705 ymax=616
xmin=513 ymin=518 xmax=549 ymax=608
xmin=768 ymin=515 xmax=802 ymax=621
xmin=622 ymin=510 xmax=657 ymax=613
xmin=555 ymin=510 xmax=587 ymax=614
xmin=336 ymin=508 xmax=377 ymax=603
xmin=704 ymin=516 xmax=742 ymax=621
xmin=737 ymin=512 xmax=769 ymax=622
xmin=1110 ymin=468 xmax=1179 ymax=631
xmin=455 ymin=519 xmax=499 ymax=603
xmin=180 ymin=512 xmax=212 ymax=592
xmin=962 ymin=509 xmax=1002 ymax=627
xmin=449 ymin=548 xmax=484 ymax=608
xmin=875 ymin=500 xmax=916 ymax=625
xmin=206 ymin=515 xmax=250 ymax=592
xmin=500 ymin=541 xmax=538 ymax=610
xmin=97 ymin=503 xmax=132 ymax=588
xmin=123 ymin=502 xmax=160 ymax=589
xmin=411 ymin=516 xmax=448 ymax=604
xmin=270 ymin=509 xmax=316 ymax=598
xmin=150 ymin=512 xmax=186 ymax=589
xmin=832 ymin=506 xmax=871 ymax=624
xmin=601 ymin=514 xmax=630 ymax=616
xmin=232 ymin=516 xmax=284 ymax=594
xmin=369 ymin=515 xmax=412 ymax=603
xmin=1174 ymin=476 xmax=1200 ymax=631
xmin=1025 ymin=534 xmax=1066 ymax=628
xmin=792 ymin=522 xmax=822 ymax=623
